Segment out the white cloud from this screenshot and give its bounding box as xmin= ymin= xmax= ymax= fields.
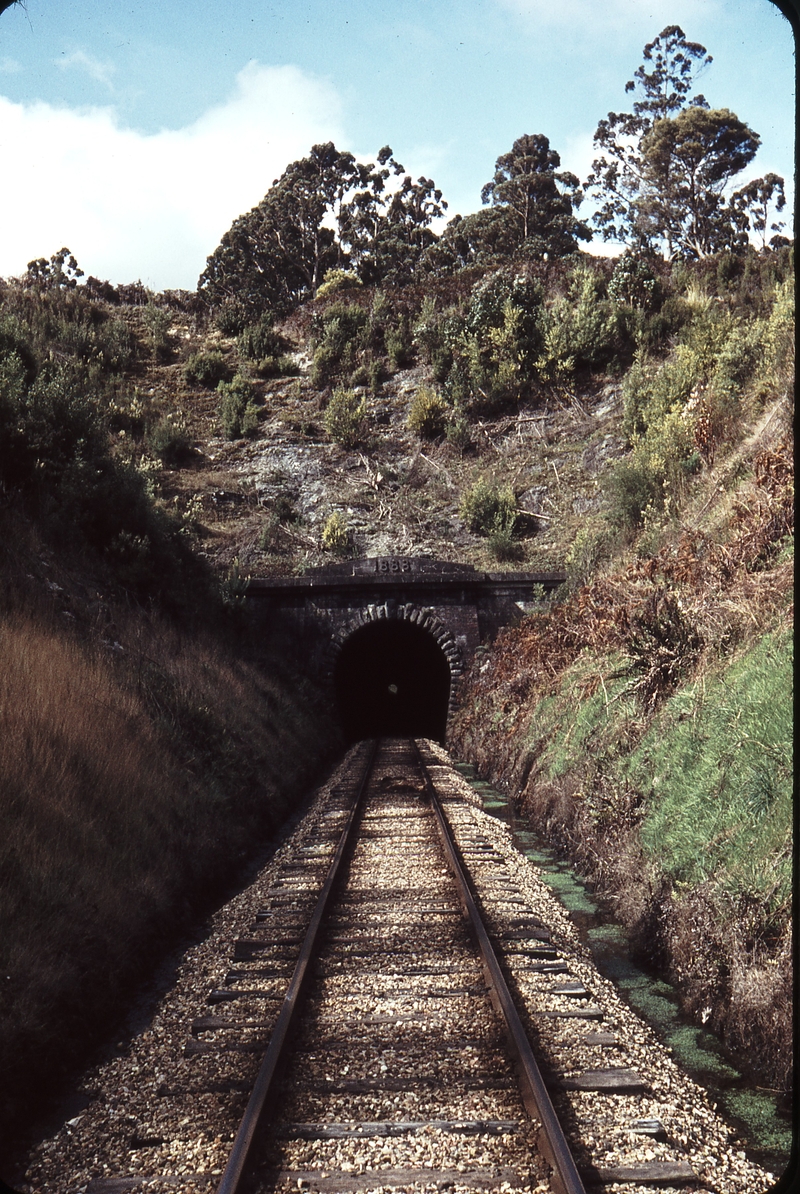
xmin=0 ymin=56 xmax=22 ymax=75
xmin=0 ymin=62 xmax=346 ymax=289
xmin=55 ymin=49 xmax=116 ymax=90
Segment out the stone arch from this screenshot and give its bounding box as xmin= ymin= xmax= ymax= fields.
xmin=327 ymin=603 xmax=464 ymax=741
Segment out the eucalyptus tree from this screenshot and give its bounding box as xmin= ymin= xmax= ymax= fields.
xmin=198 ymin=143 xmax=364 ymax=316
xmin=586 ymin=26 xmax=713 ymax=250
xmin=199 ymin=142 xmax=448 ymax=314
xmin=339 ymin=147 xmax=447 ymax=285
xmin=479 ymin=134 xmax=591 ymax=258
xmin=587 ymin=26 xmax=783 ymax=259
xmin=730 ymin=174 xmax=788 ymax=250
xmin=639 ymin=106 xmax=761 ymax=258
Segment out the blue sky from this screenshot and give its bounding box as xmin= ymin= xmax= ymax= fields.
xmin=0 ymin=0 xmax=794 ymax=289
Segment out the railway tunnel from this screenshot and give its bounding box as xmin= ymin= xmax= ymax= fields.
xmin=334 ymin=618 xmax=451 ymax=744
xmin=245 ymin=557 xmax=566 ymax=746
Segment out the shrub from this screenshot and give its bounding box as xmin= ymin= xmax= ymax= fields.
xmin=448 ymin=271 xmax=545 ymax=412
xmin=621 ymin=350 xmax=698 ymax=440
xmin=565 ymin=524 xmax=613 ymax=587
xmin=445 ymin=410 xmax=472 ymax=454
xmin=308 ymin=302 xmax=371 ymax=387
xmin=141 ymin=303 xmax=172 ymax=361
xmin=184 ymin=350 xmax=230 ymax=388
xmin=217 ymin=376 xmax=260 ymax=439
xmin=312 ymin=302 xmax=368 ymax=356
xmin=316 ymin=269 xmax=362 ymax=300
xmin=321 ymin=510 xmax=351 ymax=555
xmin=460 ymin=477 xmax=517 ymax=537
xmin=214 ymin=298 xmax=250 ymax=335
xmin=385 ymin=318 xmax=412 ymax=369
xmin=407 ymin=386 xmax=447 ymax=439
xmin=605 ymin=393 xmax=698 ymax=530
xmin=761 ymin=276 xmax=794 ymax=385
xmin=413 ymin=297 xmax=458 ymax=381
xmin=537 ymin=265 xmax=618 ymax=375
xmin=148 ymin=412 xmax=192 ymax=464
xmin=310 ymin=344 xmax=336 ymax=389
xmin=349 ymin=364 xmax=371 ymax=389
xmin=608 ymin=253 xmax=658 ymax=309
xmin=237 ymin=316 xmax=287 ymax=363
xmin=488 ymin=526 xmax=524 ymax=562
xmin=324 ymin=386 xmax=368 ymax=448
xmin=368 ymin=358 xmax=386 ymax=392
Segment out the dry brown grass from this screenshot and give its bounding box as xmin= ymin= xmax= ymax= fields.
xmin=0 ymin=563 xmax=339 ymax=1169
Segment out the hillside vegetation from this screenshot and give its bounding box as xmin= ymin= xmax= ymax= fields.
xmin=2 ymin=237 xmax=791 ymax=1113
xmin=0 ymin=257 xmax=341 ymax=1169
xmin=0 ymin=21 xmax=792 ymax=1169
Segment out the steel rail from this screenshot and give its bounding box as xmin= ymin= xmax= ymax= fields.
xmin=215 ymin=738 xmax=380 ymax=1194
xmin=412 ymin=739 xmax=588 ymax=1194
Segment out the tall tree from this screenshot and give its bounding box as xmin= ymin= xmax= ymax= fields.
xmin=199 ymin=143 xmax=365 ymax=316
xmin=586 ymin=26 xmax=781 ymax=259
xmin=480 ymin=134 xmax=591 ymax=259
xmin=199 ymin=142 xmax=448 ymax=314
xmin=639 ymin=107 xmax=761 ymax=258
xmin=339 ymin=147 xmax=447 ymax=285
xmin=586 ymin=26 xmax=713 ymax=249
xmin=730 ymin=173 xmax=788 ymax=250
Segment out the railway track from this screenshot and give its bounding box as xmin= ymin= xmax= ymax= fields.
xmin=21 ymin=739 xmax=774 ymax=1194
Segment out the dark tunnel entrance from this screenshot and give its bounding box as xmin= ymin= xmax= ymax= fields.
xmin=334 ymin=618 xmax=451 ymax=745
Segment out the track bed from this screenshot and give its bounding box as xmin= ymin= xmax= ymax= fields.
xmin=18 ymin=741 xmax=775 ymax=1194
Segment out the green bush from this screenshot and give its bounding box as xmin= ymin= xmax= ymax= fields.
xmin=184 ymin=350 xmax=231 ymax=388
xmin=606 ymin=399 xmax=697 ymax=529
xmin=259 ymin=491 xmax=300 ymax=552
xmin=565 ymin=524 xmax=613 ymax=587
xmin=760 ymin=277 xmax=794 ymax=385
xmin=255 ymin=354 xmax=298 ymax=378
xmin=460 ymin=477 xmax=517 ymax=537
xmin=315 ymin=269 xmax=362 ymax=301
xmin=621 ymin=350 xmax=698 ymax=440
xmin=608 ymin=253 xmax=658 ymax=309
xmin=324 ymin=385 xmax=368 ymax=448
xmin=148 ymin=412 xmax=192 ymax=464
xmin=413 ymin=297 xmax=458 ymax=381
xmin=537 ymin=265 xmax=618 ymax=376
xmin=141 ymin=303 xmax=172 ymax=361
xmin=217 ymin=376 xmax=260 ymax=439
xmin=237 ymin=316 xmax=287 ymax=363
xmin=445 ymin=410 xmax=472 ymax=454
xmin=407 ymin=386 xmax=447 ymax=439
xmin=310 ymin=344 xmax=336 ymax=389
xmin=488 ymin=526 xmax=524 ymax=562
xmin=444 ymin=271 xmax=546 ymax=412
xmin=321 ymin=510 xmax=351 ymax=555
xmin=349 ymin=364 xmax=370 ymax=389
xmin=312 ymin=302 xmax=368 ymax=356
xmin=385 ymin=317 xmax=412 ymax=369
xmin=368 ymin=358 xmax=386 ymax=393
xmin=213 ymin=298 xmax=250 ymax=335
xmin=308 ymin=302 xmax=370 ymax=387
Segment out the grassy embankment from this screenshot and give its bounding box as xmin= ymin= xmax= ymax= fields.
xmin=450 ymin=273 xmax=794 ymax=1093
xmin=0 ymin=269 xmax=341 ymax=1172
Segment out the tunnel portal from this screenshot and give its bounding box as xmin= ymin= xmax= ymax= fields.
xmin=334 ymin=618 xmax=451 ymax=745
